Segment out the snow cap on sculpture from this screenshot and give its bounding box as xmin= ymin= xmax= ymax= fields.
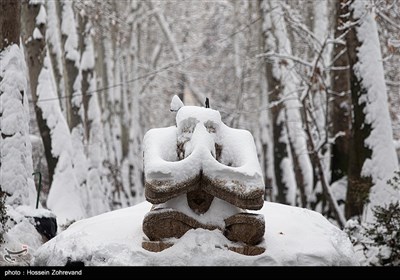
xmin=170 ymin=95 xmax=184 ymax=112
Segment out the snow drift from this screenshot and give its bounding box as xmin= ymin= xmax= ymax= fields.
xmin=33 ymin=201 xmax=358 ymax=266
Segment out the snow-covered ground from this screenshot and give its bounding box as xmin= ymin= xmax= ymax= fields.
xmin=33 ymin=201 xmax=358 ymax=266
xmin=0 ymin=206 xmax=53 ymax=266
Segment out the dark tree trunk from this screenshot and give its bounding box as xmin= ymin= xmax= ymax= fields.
xmin=59 ymin=2 xmax=80 ymax=130
xmin=270 ymin=89 xmax=291 ymax=204
xmin=45 ymin=1 xmax=64 ymax=108
xmin=286 ymin=128 xmax=307 ymax=207
xmin=330 ymin=0 xmax=352 ymax=183
xmin=178 ymin=73 xmax=186 ymax=103
xmin=0 ymin=0 xmax=20 ymax=51
xmin=257 ymin=0 xmax=274 ymax=200
xmin=78 ymin=12 xmax=92 ymax=143
xmin=345 ymin=0 xmax=373 ymax=219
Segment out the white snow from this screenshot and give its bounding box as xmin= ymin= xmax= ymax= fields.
xmin=0 ymin=44 xmax=37 ymax=207
xmin=331 ymin=177 xmax=348 ymax=214
xmin=170 ymin=95 xmax=184 ymax=112
xmin=351 ymin=0 xmax=400 ymax=221
xmin=80 ymin=35 xmax=95 ymax=71
xmin=0 ymin=205 xmax=45 ymax=266
xmin=29 ymin=0 xmax=44 ymax=4
xmin=1 ymin=222 xmax=43 ymax=266
xmin=394 ymin=140 xmax=400 ymax=150
xmin=313 ymin=0 xmax=328 ymax=46
xmin=70 ymin=127 xmax=87 ymax=186
xmin=32 ymin=27 xmax=43 ymax=40
xmin=61 ymin=1 xmax=79 ymax=63
xmin=144 ymin=126 xmax=182 ymax=178
xmin=35 ymin=4 xmax=46 ymax=25
xmin=33 ymin=201 xmax=358 ymax=266
xmin=388 ymin=37 xmax=400 ymax=48
xmin=14 ymin=205 xmax=56 ymax=219
xmin=280 ymin=157 xmax=297 ymax=204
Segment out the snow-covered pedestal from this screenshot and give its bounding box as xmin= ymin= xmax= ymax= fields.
xmin=142 ymin=97 xmax=266 ymax=254
xmin=33 ymin=201 xmax=358 ymax=266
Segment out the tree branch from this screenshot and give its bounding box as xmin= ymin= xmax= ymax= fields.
xmin=257 ymin=52 xmax=313 ymax=68
xmin=300 ymin=38 xmax=347 ymax=228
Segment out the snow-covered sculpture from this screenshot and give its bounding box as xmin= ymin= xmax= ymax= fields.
xmin=142 ymin=96 xmax=265 ymax=255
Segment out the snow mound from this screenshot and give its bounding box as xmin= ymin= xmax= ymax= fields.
xmin=33 ymin=202 xmax=358 ymax=266
xmin=0 ymin=206 xmax=46 ymax=266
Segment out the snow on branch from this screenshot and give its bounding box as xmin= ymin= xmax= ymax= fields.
xmin=280 ymin=3 xmax=324 ymax=50
xmin=375 ymin=10 xmax=400 ymax=30
xmin=257 ymin=51 xmax=313 ymax=68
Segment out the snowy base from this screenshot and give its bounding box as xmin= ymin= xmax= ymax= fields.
xmin=33 ymin=202 xmax=359 ymax=266
xmin=142 ymin=240 xmax=265 ymax=256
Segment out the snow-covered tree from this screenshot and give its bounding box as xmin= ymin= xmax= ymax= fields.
xmin=45 ymin=0 xmax=65 ymax=109
xmin=260 ymin=0 xmax=296 ymax=205
xmin=260 ymin=0 xmax=313 ymax=206
xmin=20 ymin=0 xmax=85 ymax=224
xmin=21 ymin=0 xmax=58 ymax=187
xmin=344 ymin=0 xmax=399 ymax=220
xmin=0 ymin=0 xmax=37 ymax=207
xmin=77 ymin=9 xmax=111 ymax=216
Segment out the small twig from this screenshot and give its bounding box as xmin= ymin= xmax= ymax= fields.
xmin=32 ymin=171 xmax=42 ymax=209
xmin=301 ymin=37 xmax=328 ymax=101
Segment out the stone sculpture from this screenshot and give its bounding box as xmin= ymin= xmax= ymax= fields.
xmin=142 ymin=96 xmax=266 ymax=255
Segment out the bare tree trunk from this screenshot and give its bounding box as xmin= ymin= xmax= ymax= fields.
xmin=78 ymin=12 xmax=91 ymax=143
xmin=0 ymin=0 xmax=20 ymax=50
xmin=95 ymin=24 xmax=108 ymax=126
xmin=330 ymin=0 xmax=351 ymax=183
xmin=120 ymin=57 xmax=130 ymax=161
xmin=20 ymin=0 xmax=58 ymax=186
xmin=45 ymin=0 xmax=64 ymax=109
xmin=286 ymin=125 xmax=307 ymax=207
xmin=257 ymin=0 xmax=274 ymax=200
xmin=59 ymin=1 xmax=81 ymax=130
